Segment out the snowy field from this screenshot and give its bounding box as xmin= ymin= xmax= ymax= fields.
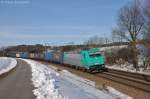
xmin=100 ymin=45 xmax=127 ymax=52
xmin=22 ymin=59 xmax=132 ymax=99
xmin=0 ymin=57 xmax=17 ymax=75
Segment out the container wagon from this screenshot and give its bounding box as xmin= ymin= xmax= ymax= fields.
xmin=33 ymin=53 xmax=45 ymax=60
xmin=29 ymin=53 xmax=35 ymax=59
xmin=19 ymin=52 xmax=29 ymax=59
xmin=7 ymin=52 xmax=16 ymax=58
xmin=52 ymin=51 xmax=64 ymax=64
xmin=44 ymin=52 xmax=53 ymax=61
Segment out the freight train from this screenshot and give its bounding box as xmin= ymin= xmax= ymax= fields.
xmin=8 ymin=48 xmax=105 ymax=72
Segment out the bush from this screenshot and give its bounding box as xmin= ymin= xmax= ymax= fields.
xmin=105 ymin=47 xmax=135 ymax=65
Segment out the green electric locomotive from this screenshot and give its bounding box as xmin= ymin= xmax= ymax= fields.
xmin=63 ymin=48 xmax=105 ymax=72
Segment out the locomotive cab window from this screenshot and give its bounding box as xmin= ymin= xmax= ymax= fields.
xmin=89 ymin=53 xmax=101 ymax=57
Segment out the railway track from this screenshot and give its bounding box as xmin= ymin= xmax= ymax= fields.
xmin=107 ymin=69 xmax=150 ymax=81
xmin=33 ymin=59 xmax=150 ymax=94
xmin=96 ymin=68 xmax=150 ymax=92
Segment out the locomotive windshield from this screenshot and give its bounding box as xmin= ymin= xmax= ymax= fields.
xmin=89 ymin=52 xmax=101 ymax=57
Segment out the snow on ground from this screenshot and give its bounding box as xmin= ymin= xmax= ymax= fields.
xmin=48 ymin=64 xmax=132 ymax=99
xmin=100 ymin=45 xmax=127 ymax=52
xmin=0 ymin=57 xmax=17 ymax=75
xmin=106 ymin=63 xmax=150 ymax=75
xmin=22 ymin=59 xmax=132 ymax=99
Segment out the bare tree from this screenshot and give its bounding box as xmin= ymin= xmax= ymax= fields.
xmin=104 ymin=37 xmax=110 ymax=44
xmin=112 ymin=29 xmax=123 ymax=42
xmin=144 ymin=0 xmax=150 ymax=43
xmin=113 ymin=0 xmax=145 ymax=70
xmin=141 ymin=0 xmax=150 ymax=63
xmin=99 ymin=37 xmax=105 ymax=44
xmin=84 ymin=35 xmax=105 ymax=45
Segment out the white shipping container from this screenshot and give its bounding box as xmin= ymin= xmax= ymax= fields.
xmin=16 ymin=53 xmax=20 ymax=58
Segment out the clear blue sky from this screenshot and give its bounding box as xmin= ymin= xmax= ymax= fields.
xmin=0 ymin=0 xmax=131 ymax=47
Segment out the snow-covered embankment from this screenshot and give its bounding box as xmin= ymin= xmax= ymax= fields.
xmin=23 ymin=59 xmax=132 ymax=99
xmin=0 ymin=57 xmax=17 ymax=75
xmin=23 ymin=59 xmax=68 ymax=99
